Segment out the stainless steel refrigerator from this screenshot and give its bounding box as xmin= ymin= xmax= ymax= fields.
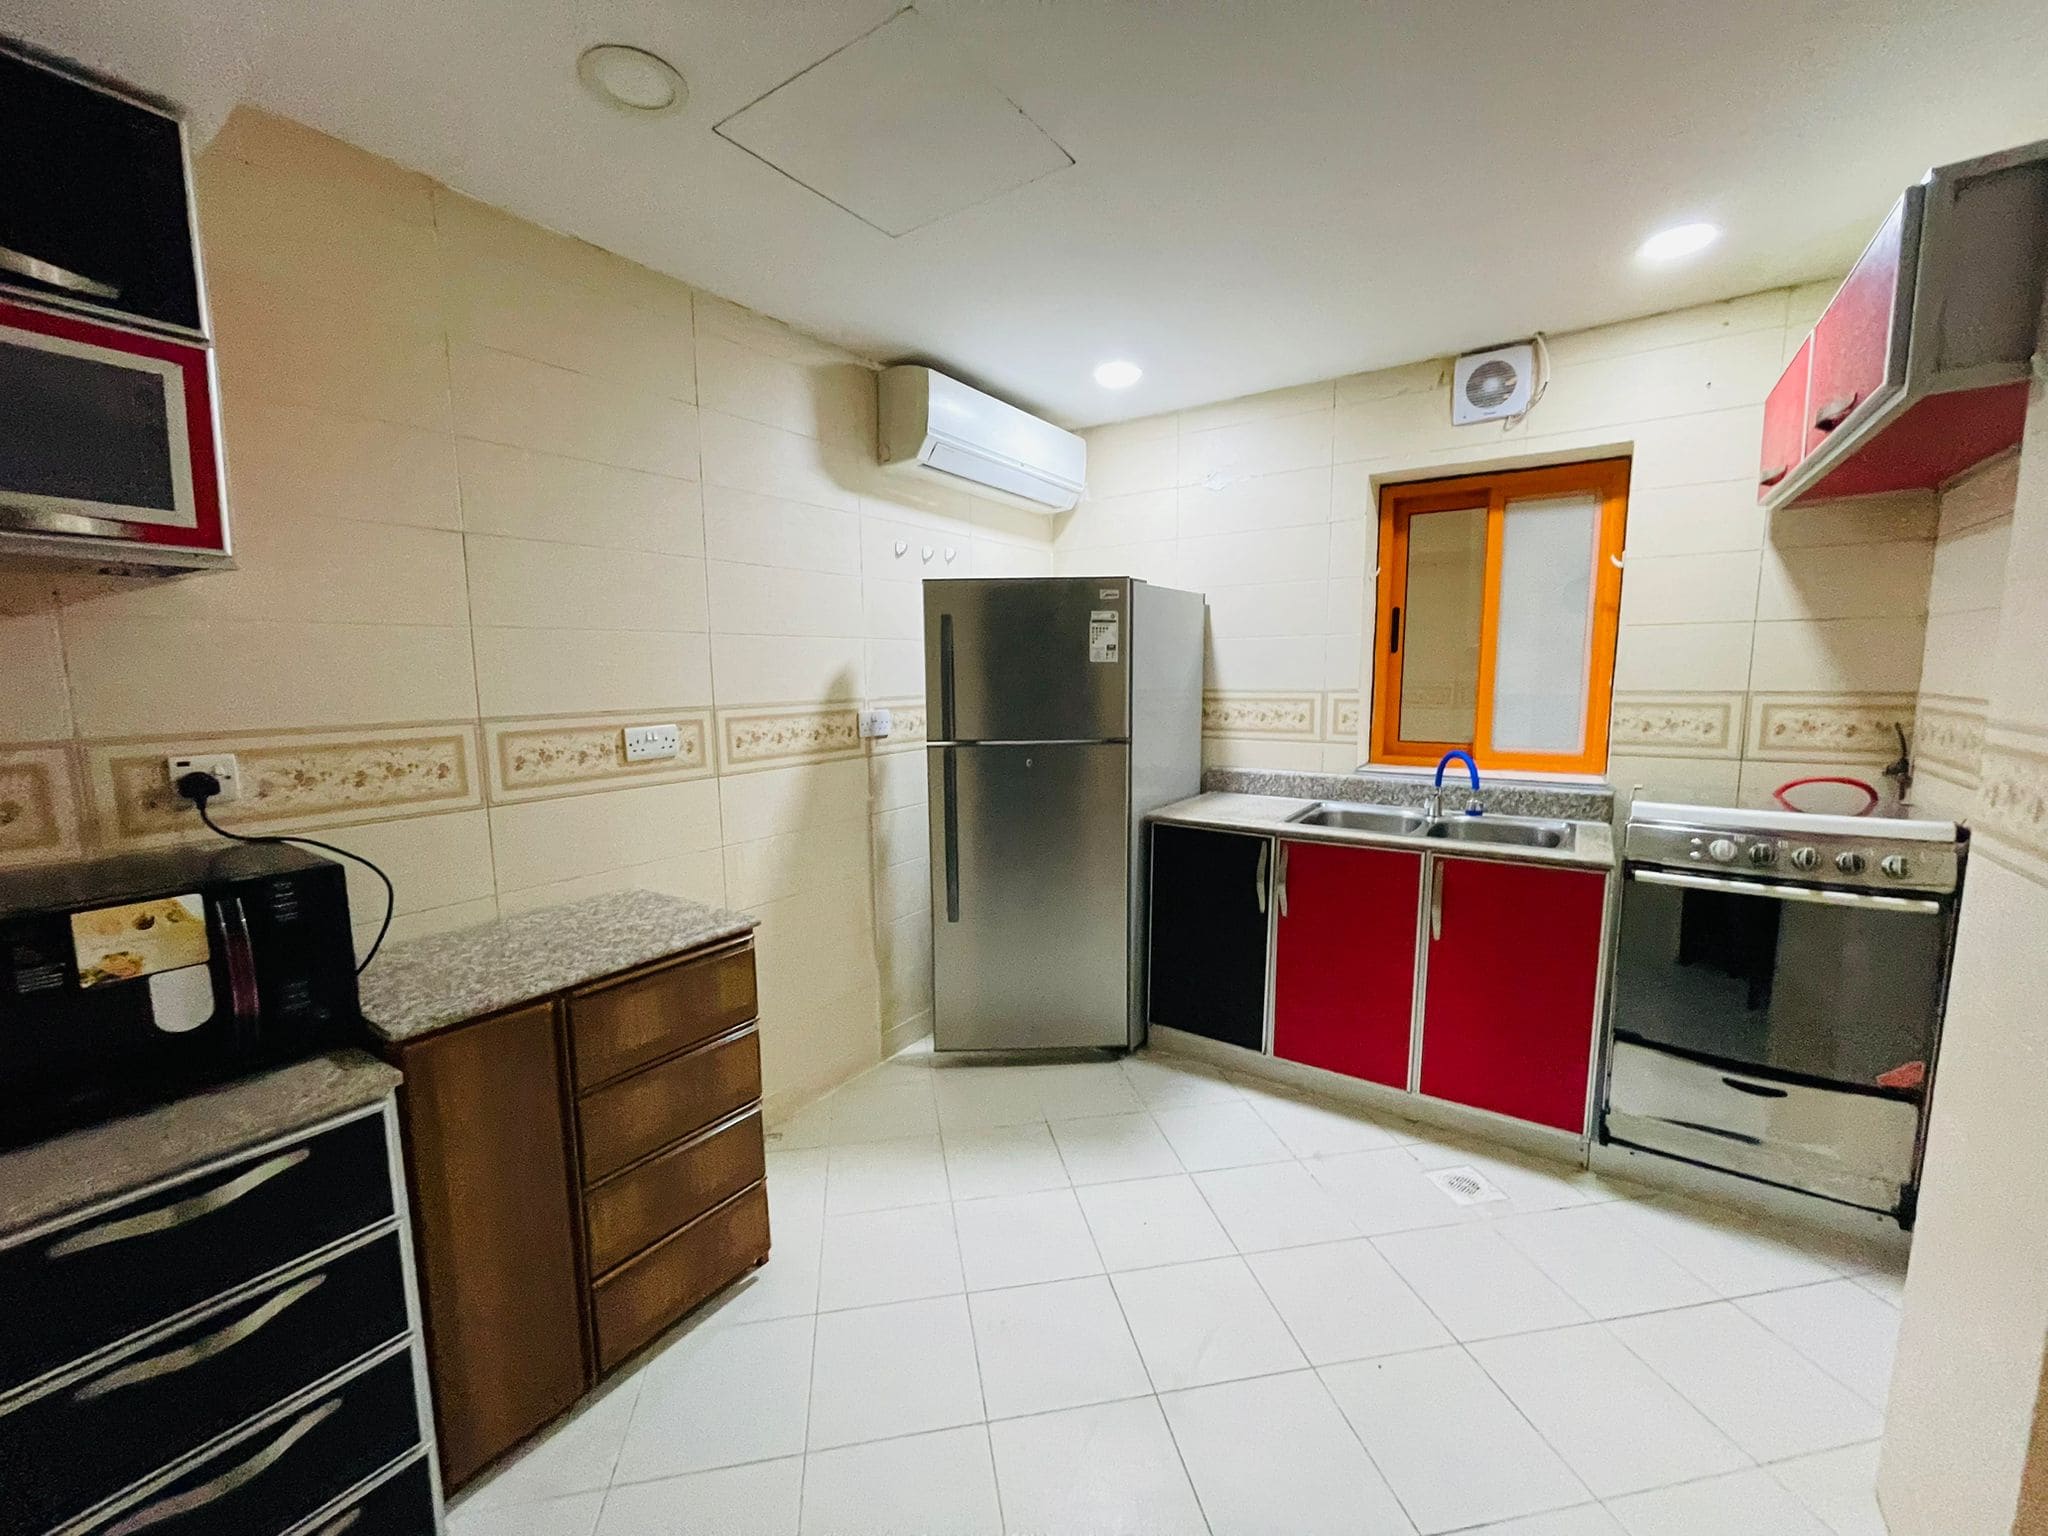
xmin=925 ymin=577 xmax=1205 ymax=1052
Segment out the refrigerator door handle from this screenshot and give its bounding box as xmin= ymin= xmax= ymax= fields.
xmin=942 ymin=747 xmax=961 ymax=923
xmin=938 ymin=612 xmax=957 ymax=743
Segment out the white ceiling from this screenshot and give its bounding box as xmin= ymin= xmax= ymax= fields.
xmin=6 ymin=0 xmax=2048 ymax=426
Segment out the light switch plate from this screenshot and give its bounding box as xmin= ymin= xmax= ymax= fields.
xmin=622 ymin=723 xmax=681 ymax=762
xmin=167 ymin=753 xmax=241 ymax=803
xmin=858 ymin=708 xmax=893 ymax=740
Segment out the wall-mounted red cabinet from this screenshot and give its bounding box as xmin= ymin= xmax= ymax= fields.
xmin=1417 ymin=857 xmax=1607 ymax=1134
xmin=1757 ymin=337 xmax=1811 ymax=501
xmin=1271 ymin=840 xmax=1421 ymax=1089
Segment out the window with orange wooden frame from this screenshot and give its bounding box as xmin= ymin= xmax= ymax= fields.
xmin=1370 ymin=459 xmax=1629 ymax=775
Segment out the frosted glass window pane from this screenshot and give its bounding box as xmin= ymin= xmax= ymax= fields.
xmin=1490 ymin=492 xmax=1598 ymax=755
xmin=1397 ymin=505 xmax=1486 ymax=744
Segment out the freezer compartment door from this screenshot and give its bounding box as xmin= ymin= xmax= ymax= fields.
xmin=930 ymin=743 xmax=1132 ymax=1051
xmin=926 ymin=578 xmax=1131 ymax=742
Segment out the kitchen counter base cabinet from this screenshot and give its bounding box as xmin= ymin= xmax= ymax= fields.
xmin=1272 ymin=841 xmax=1422 ymax=1089
xmin=1419 ymin=858 xmax=1607 ymax=1134
xmin=1148 ymin=824 xmax=1271 ymax=1051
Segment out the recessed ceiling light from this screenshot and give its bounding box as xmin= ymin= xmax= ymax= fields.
xmin=1637 ymin=222 xmax=1721 ymax=263
xmin=577 ymin=44 xmax=687 ymax=115
xmin=1093 ymin=359 xmax=1143 ymax=389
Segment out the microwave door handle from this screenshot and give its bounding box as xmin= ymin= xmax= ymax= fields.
xmin=0 ymin=244 xmax=122 ymax=302
xmin=220 ymin=895 xmax=260 ymax=1034
xmin=1629 ymin=867 xmax=1944 ymax=914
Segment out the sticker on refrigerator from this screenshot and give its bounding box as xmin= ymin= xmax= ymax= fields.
xmin=1088 ymin=610 xmax=1120 ymax=663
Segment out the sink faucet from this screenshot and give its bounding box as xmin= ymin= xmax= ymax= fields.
xmin=1424 ymin=750 xmax=1483 ymax=820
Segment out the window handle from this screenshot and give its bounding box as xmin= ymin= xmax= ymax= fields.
xmin=1387 ymin=606 xmax=1401 ymax=653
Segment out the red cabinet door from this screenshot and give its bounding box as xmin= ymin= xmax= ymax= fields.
xmin=1418 ymin=857 xmax=1607 ymax=1133
xmin=1272 ymin=840 xmax=1423 ymax=1089
xmin=1806 ymin=191 xmax=1913 ymax=457
xmin=1758 ymin=336 xmax=1810 ymax=502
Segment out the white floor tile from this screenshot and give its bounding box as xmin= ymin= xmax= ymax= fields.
xmin=1122 ymin=1053 xmax=1246 ymax=1108
xmin=450 ymin=1492 xmax=605 ymax=1536
xmin=823 ymin=1135 xmax=950 ymax=1215
xmin=1031 ymin=1060 xmax=1145 ymax=1119
xmin=1606 ymin=1468 xmax=1833 ymax=1535
xmin=1244 ymin=1239 xmax=1451 ymax=1364
xmin=1603 ymin=1196 xmax=1844 ymax=1297
xmin=941 ymin=1122 xmax=1071 ymax=1200
xmin=1305 ymin=1147 xmax=1479 ymax=1235
xmin=1075 ymin=1174 xmax=1235 ymax=1271
xmin=596 ymin=1459 xmax=803 ymax=1535
xmin=1195 ymin=1161 xmax=1359 ymax=1252
xmin=1245 ymin=1090 xmax=1401 ymax=1157
xmin=1851 ymin=1267 xmax=1905 ymax=1308
xmin=462 ymin=1376 xmax=641 ymax=1507
xmin=1373 ymin=1225 xmax=1590 ymax=1341
xmin=613 ymin=1317 xmax=813 ymax=1481
xmin=818 ymin=1202 xmax=963 ymax=1311
xmin=1159 ymin=1370 xmax=1415 ymax=1535
xmin=799 ymin=1424 xmax=1003 ymax=1535
xmin=807 ymin=1296 xmax=985 ymax=1451
xmin=765 ymin=1101 xmax=833 ymax=1151
xmin=1737 ymin=1280 xmax=1901 ymax=1407
xmin=931 ymin=1066 xmax=1046 ymax=1130
xmin=1453 ymin=1509 xmax=1626 ymax=1536
xmin=1049 ymin=1112 xmax=1184 ymax=1185
xmin=954 ymin=1187 xmax=1104 ymax=1291
xmin=825 ymin=1077 xmax=939 ymax=1143
xmin=1403 ymin=1139 xmax=1608 ymax=1214
xmin=1110 ymin=1256 xmax=1307 ymax=1391
xmin=1768 ymin=1442 xmax=1888 ymax=1536
xmin=1495 ymin=1205 xmax=1718 ymax=1319
xmin=988 ymin=1397 xmax=1208 ymax=1536
xmin=969 ymin=1275 xmax=1152 ymax=1419
xmin=1470 ymin=1324 xmax=1749 ymax=1498
xmin=1321 ymin=1347 xmax=1591 ymax=1534
xmin=698 ymin=1242 xmax=821 ymax=1328
xmin=764 ymin=1148 xmax=829 ymax=1239
xmin=1610 ymin=1303 xmax=1883 ymax=1460
xmin=1152 ymin=1101 xmax=1293 ymax=1171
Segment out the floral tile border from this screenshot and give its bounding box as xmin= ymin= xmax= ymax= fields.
xmin=0 ymin=746 xmax=82 ymax=868
xmin=1912 ymin=697 xmax=1986 ymax=787
xmin=1203 ymin=692 xmax=1322 ymax=739
xmin=1976 ymin=730 xmax=2048 ymax=880
xmin=1747 ymin=693 xmax=1918 ymax=764
xmin=1610 ymin=692 xmax=1744 ymax=759
xmin=1325 ymin=693 xmax=1362 ymax=743
xmin=869 ymin=698 xmax=928 ymax=755
xmin=89 ymin=725 xmax=481 ymax=846
xmin=717 ymin=705 xmax=863 ymax=774
xmin=487 ymin=710 xmax=713 ymax=802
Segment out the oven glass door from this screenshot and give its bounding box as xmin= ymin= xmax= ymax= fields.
xmin=1613 ymin=867 xmax=1947 ymax=1092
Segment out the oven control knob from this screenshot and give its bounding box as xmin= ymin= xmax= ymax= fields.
xmin=1790 ymin=846 xmax=1820 ymax=872
xmin=1707 ymin=838 xmax=1739 ymax=863
xmin=1747 ymin=842 xmax=1778 ymax=866
xmin=1880 ymin=854 xmax=1911 ymax=879
xmin=1835 ymin=850 xmax=1867 ymax=875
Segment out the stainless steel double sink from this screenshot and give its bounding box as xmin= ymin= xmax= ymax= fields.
xmin=1288 ymin=800 xmax=1575 ymax=851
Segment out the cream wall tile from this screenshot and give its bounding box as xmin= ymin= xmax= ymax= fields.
xmin=496 ymin=850 xmax=728 ymax=916
xmin=967 ymin=537 xmax=1053 ymax=577
xmin=1617 ymin=550 xmax=1762 ymax=628
xmin=1604 ymin=754 xmax=1744 ymax=804
xmin=863 ymin=578 xmax=925 ymax=641
xmin=718 ymin=758 xmax=871 ymax=844
xmin=1628 ymin=407 xmax=1766 ymax=489
xmin=699 ymin=409 xmax=860 ymax=511
xmin=864 ymin=638 xmax=925 ymax=700
xmin=1336 ymin=379 xmax=1504 ymax=461
xmin=695 ymin=335 xmax=874 ymax=444
xmin=1735 ymin=759 xmax=1905 ymax=813
xmin=968 ymin=497 xmax=1058 ymax=544
xmin=1332 ymin=358 xmax=1447 ymax=406
xmin=1325 ymin=575 xmax=1366 ymax=639
xmin=489 ymin=777 xmax=722 ymax=892
xmin=711 ymin=635 xmax=865 ymax=708
xmin=1928 ymin=520 xmax=2013 ymax=614
xmin=226 ymin=402 xmax=460 ymax=531
xmin=1756 ymin=539 xmax=1934 ymax=623
xmin=468 ymin=535 xmax=709 ymax=633
xmin=1528 ymin=329 xmax=1784 ymax=437
xmin=1938 ymin=454 xmax=2021 ymax=536
xmin=709 ymin=562 xmax=865 ymax=637
xmin=1918 ymin=608 xmax=1999 ymax=703
xmin=62 ymin=617 xmax=475 ymax=736
xmin=724 ymin=815 xmax=871 ymax=908
xmin=1178 ymin=381 xmax=1335 ymax=434
xmin=692 ymin=293 xmax=863 ymax=367
xmin=1202 ymin=736 xmax=1326 ymax=771
xmin=208 ymin=108 xmax=435 ymax=226
xmin=1784 ymin=279 xmax=1839 ymax=334
xmin=1181 ymin=408 xmax=1334 ymax=486
xmin=1205 ymin=635 xmax=1327 ymax=692
xmin=1769 ymin=491 xmax=1937 ymax=548
xmin=473 ymin=627 xmax=712 ymax=717
xmin=702 ymin=485 xmax=860 ymax=574
xmin=0 ymin=601 xmax=73 ymax=741
xmin=458 ymin=440 xmax=704 ymax=555
xmin=210 ymin=276 xmax=450 ymax=435
xmin=872 ymin=802 xmax=929 ymax=871
xmin=759 ymin=978 xmax=882 ymax=1107
xmin=449 ymin=343 xmax=699 ymax=480
xmin=315 ymin=809 xmax=496 ymax=927
xmin=1179 ymin=524 xmax=1330 ymax=590
xmin=1323 ymin=634 xmax=1365 ymax=692
xmin=1985 ymin=573 xmax=2048 ymax=732
xmin=1612 ymin=622 xmax=1757 ymax=693
xmin=869 ymin=749 xmax=928 ymax=813
xmin=1085 ymin=422 xmax=1179 ymax=498
xmin=433 ymin=187 xmax=690 ymax=321
xmin=1622 ymin=481 xmax=1767 ymax=558
xmin=753 ymin=875 xmax=878 ymax=1007
xmin=1051 ymin=541 xmax=1181 ymax=584
xmin=877 ymin=906 xmax=933 ymax=1026
xmin=1204 ymin=582 xmax=1330 ymax=639
xmin=1749 ymin=617 xmax=1927 ymax=694
xmin=1056 ymin=490 xmax=1178 ymax=550
xmin=874 ymin=853 xmax=931 ymax=924
xmin=1176 ymin=467 xmax=1333 ymax=539
xmin=1542 ymin=291 xmax=1789 ymax=367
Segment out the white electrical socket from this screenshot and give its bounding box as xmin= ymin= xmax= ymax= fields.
xmin=622 ymin=723 xmax=681 ymax=763
xmin=167 ymin=753 xmax=242 ymax=804
xmin=858 ymin=708 xmax=893 ymax=740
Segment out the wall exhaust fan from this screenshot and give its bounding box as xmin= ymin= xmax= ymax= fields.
xmin=1452 ymin=342 xmax=1537 ymax=424
xmin=878 ymin=366 xmax=1087 ymax=512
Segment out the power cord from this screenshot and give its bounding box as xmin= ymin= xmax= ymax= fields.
xmin=173 ymin=771 xmax=396 ymax=974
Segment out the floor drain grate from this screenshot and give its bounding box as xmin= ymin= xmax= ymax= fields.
xmin=1426 ymin=1166 xmax=1508 ymax=1205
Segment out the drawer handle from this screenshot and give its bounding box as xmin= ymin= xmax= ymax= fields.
xmin=0 ymin=243 xmax=123 ymax=301
xmin=1812 ymin=392 xmax=1860 ymax=431
xmin=102 ymin=1397 xmax=342 ymax=1536
xmin=1720 ymin=1077 xmax=1790 ymax=1099
xmin=308 ymin=1507 xmax=363 ymax=1536
xmin=46 ymin=1148 xmax=310 ymax=1260
xmin=73 ymin=1276 xmax=326 ymax=1402
xmin=1758 ymin=463 xmax=1788 ymax=488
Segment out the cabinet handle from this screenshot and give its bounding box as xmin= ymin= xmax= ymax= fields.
xmin=1276 ymin=843 xmax=1289 ymax=919
xmin=1758 ymin=463 xmax=1788 ymax=488
xmin=0 ymin=244 xmax=122 ymax=301
xmin=1721 ymin=1077 xmax=1790 ymax=1100
xmin=1429 ymin=863 xmax=1443 ymax=942
xmin=45 ymin=1148 xmax=310 ymax=1260
xmin=1812 ymin=391 xmax=1861 ymax=432
xmin=1254 ymin=842 xmax=1269 ymax=915
xmin=308 ymin=1510 xmax=363 ymax=1536
xmin=73 ymin=1275 xmax=326 ymax=1402
xmin=103 ymin=1397 xmax=342 ymax=1536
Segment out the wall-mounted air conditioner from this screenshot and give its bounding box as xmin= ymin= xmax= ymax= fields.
xmin=877 ymin=365 xmax=1087 ymax=512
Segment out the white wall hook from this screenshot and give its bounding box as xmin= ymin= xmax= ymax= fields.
xmin=893 ymin=539 xmax=908 ymax=558
xmin=921 ymin=544 xmax=934 ymax=562
xmin=943 ymin=546 xmax=958 ymax=562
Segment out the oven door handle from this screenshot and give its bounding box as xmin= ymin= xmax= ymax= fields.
xmin=1630 ymin=867 xmax=1944 ymax=914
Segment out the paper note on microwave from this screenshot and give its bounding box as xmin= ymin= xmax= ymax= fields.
xmin=71 ymin=895 xmax=209 ymax=988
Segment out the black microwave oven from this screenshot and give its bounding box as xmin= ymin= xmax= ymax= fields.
xmin=0 ymin=843 xmax=363 ymax=1149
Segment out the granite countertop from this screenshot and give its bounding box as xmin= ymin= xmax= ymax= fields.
xmin=0 ymin=1051 xmax=401 ymax=1243
xmin=358 ymin=888 xmax=757 ymax=1044
xmin=1202 ymin=765 xmax=1615 ymax=823
xmin=1150 ymin=791 xmax=1617 ymax=870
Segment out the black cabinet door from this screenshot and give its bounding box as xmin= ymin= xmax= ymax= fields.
xmin=0 ymin=50 xmax=202 ymax=334
xmin=1147 ymin=824 xmax=1270 ymax=1051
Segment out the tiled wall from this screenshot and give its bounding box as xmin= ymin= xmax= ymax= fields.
xmin=0 ymin=110 xmax=1052 ymax=1113
xmin=1052 ymin=287 xmax=1939 ymax=809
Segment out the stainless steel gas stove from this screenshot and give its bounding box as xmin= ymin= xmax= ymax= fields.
xmin=1603 ymin=800 xmax=1967 ymax=1223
